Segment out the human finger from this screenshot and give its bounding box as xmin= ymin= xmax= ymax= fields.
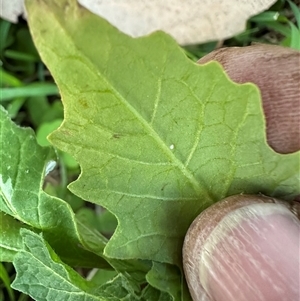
xmin=183 ymin=194 xmax=300 ymax=301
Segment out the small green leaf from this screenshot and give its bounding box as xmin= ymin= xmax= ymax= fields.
xmin=76 ymin=207 xmax=117 ymax=235
xmin=12 ymin=229 xmax=151 ymax=301
xmin=12 ymin=229 xmax=130 ymax=301
xmin=141 ymin=286 xmax=173 ymax=301
xmin=2 ymin=75 xmax=152 ymax=299
xmin=146 ymin=262 xmax=184 ymax=301
xmin=0 ymin=106 xmax=109 ymax=268
xmin=91 ymin=273 xmax=143 ymax=300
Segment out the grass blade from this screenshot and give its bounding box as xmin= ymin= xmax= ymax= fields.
xmin=288 ymin=0 xmax=300 ymax=29
xmin=0 ymin=263 xmax=15 ymax=301
xmin=0 ymin=83 xmax=59 ymax=101
xmin=289 ymin=21 xmax=300 ymax=50
xmin=249 ymin=11 xmax=281 ymax=23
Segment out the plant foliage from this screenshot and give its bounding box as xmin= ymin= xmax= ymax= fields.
xmin=0 ymin=0 xmax=299 ymax=300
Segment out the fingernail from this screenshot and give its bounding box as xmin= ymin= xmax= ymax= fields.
xmin=183 ymin=195 xmax=300 ymax=301
xmin=200 ymin=202 xmax=300 ymax=301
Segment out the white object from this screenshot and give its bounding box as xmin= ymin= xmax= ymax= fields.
xmin=0 ymin=0 xmax=277 ymax=44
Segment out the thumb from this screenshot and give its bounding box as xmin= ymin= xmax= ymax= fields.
xmin=183 ymin=194 xmax=300 ymax=301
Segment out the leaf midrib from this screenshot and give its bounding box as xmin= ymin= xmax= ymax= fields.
xmin=43 ymin=2 xmax=212 ymax=200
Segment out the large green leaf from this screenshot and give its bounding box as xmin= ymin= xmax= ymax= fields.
xmin=26 ymin=0 xmax=299 ymax=268
xmin=0 ymin=106 xmax=109 ymax=268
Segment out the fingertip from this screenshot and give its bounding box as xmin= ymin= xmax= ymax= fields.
xmin=204 ymin=202 xmax=300 ymax=301
xmin=183 ymin=195 xmax=300 ymax=301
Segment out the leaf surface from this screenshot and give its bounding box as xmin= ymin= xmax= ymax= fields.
xmin=0 ymin=211 xmax=25 ymax=262
xmin=0 ymin=107 xmax=154 ymax=295
xmin=146 ymin=262 xmax=186 ymax=301
xmin=26 ymin=0 xmax=300 ymax=268
xmin=12 ymin=229 xmax=142 ymax=301
xmin=0 ymin=106 xmax=109 ymax=267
